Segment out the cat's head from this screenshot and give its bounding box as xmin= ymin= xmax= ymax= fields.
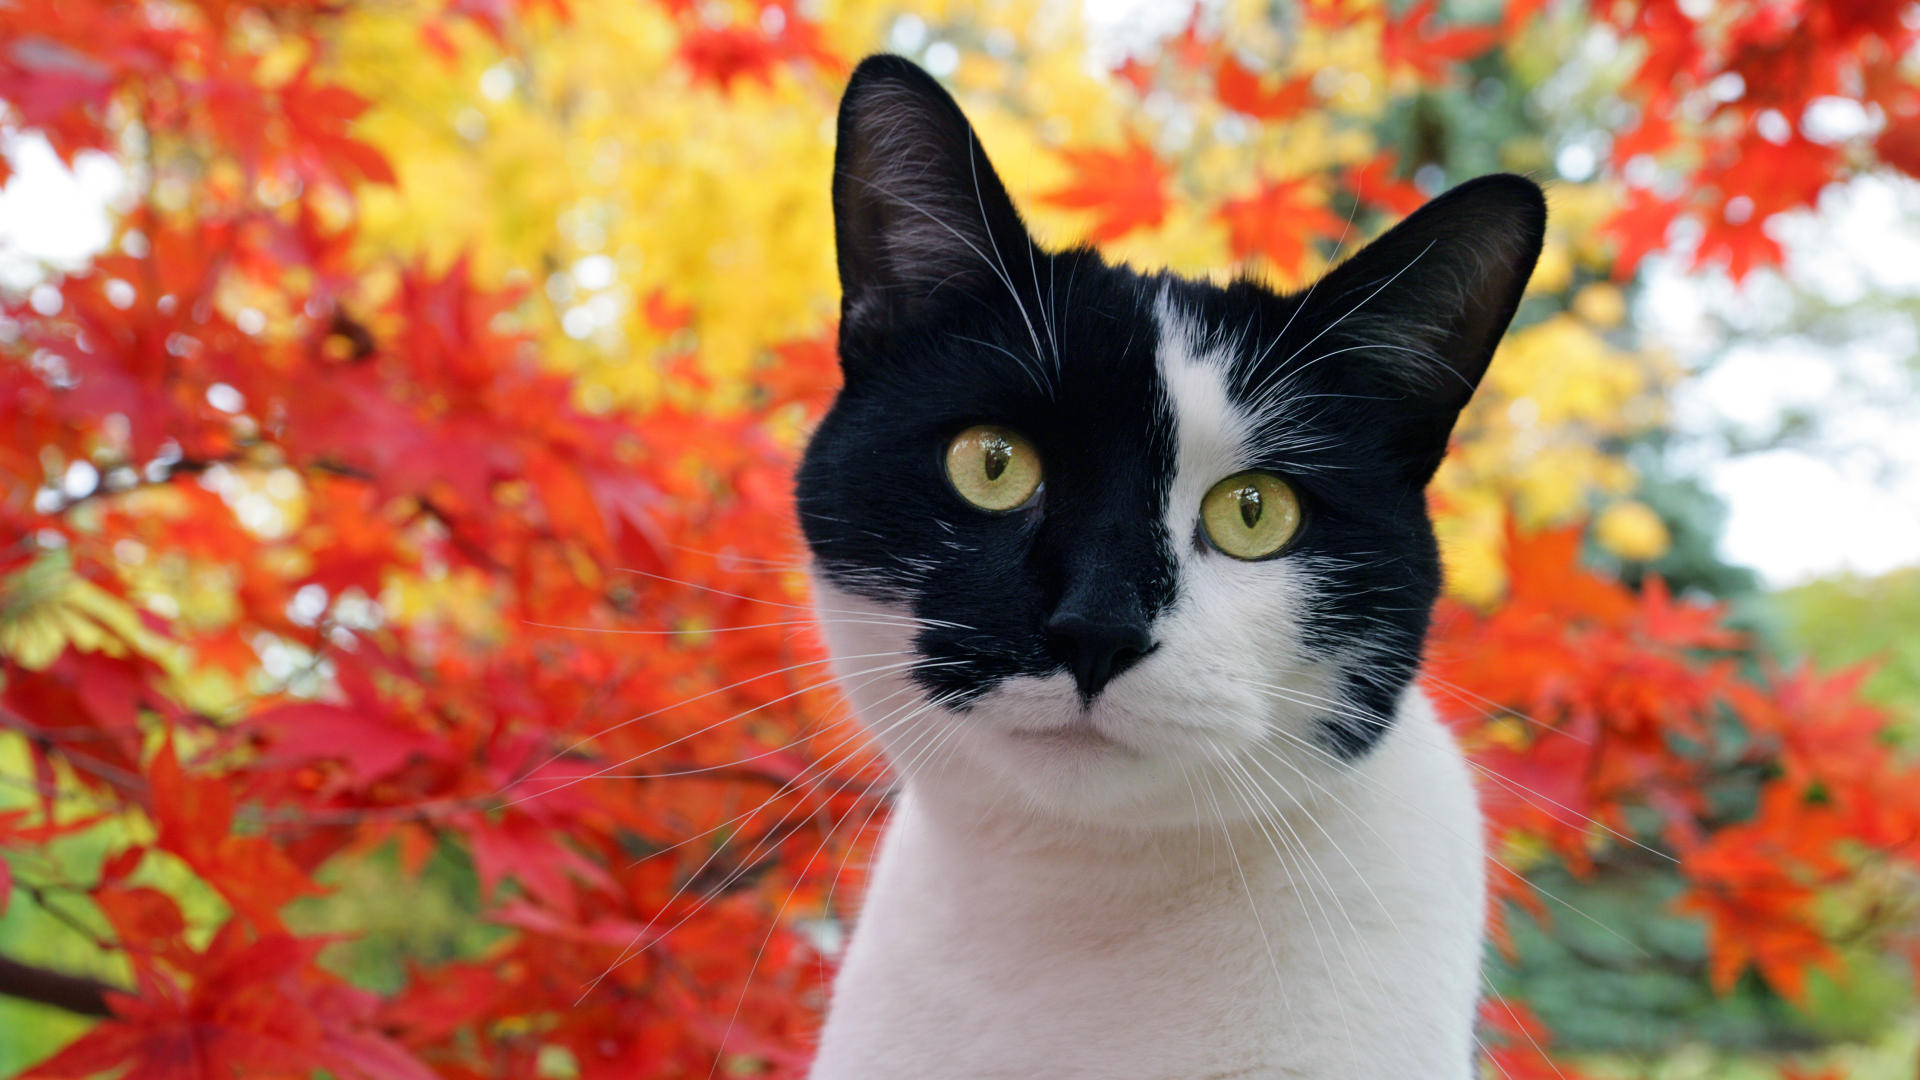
xmin=796 ymin=55 xmax=1544 ymax=827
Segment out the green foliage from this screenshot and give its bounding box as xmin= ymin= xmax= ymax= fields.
xmin=287 ymin=839 xmax=507 ymax=996
xmin=1777 ymin=569 xmax=1920 ymax=733
xmin=1493 ymin=868 xmax=1819 ymax=1055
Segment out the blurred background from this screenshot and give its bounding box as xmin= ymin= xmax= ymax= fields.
xmin=1 ymin=1 xmax=1918 ymax=1077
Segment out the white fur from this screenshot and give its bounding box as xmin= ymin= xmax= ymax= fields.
xmin=806 ymin=304 xmax=1486 ymax=1079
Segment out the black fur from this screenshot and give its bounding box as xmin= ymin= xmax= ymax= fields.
xmin=797 ymin=55 xmax=1545 ymax=757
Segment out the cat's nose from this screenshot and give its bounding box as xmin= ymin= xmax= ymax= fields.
xmin=1046 ymin=610 xmax=1153 ymax=700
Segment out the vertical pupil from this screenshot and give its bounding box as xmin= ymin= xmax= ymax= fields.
xmin=1237 ymin=485 xmax=1263 ymax=529
xmin=982 ymin=438 xmax=1011 ymax=482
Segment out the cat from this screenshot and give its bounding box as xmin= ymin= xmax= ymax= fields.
xmin=795 ymin=54 xmax=1545 ymax=1079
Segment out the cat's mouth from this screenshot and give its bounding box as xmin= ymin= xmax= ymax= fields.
xmin=1007 ymin=722 xmax=1133 ymax=754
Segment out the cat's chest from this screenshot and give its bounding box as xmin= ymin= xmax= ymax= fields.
xmin=807 ymin=712 xmax=1485 ymax=1080
xmin=811 ymin=826 xmax=1448 ymax=1078
xmin=811 ymin=860 xmax=1287 ymax=1080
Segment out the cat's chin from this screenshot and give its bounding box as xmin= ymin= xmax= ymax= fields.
xmin=892 ymin=675 xmax=1245 ymax=829
xmin=923 ymin=737 xmax=1209 ymax=830
xmin=1005 ymin=722 xmax=1133 ymax=753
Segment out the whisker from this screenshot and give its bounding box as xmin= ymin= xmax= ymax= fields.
xmin=966 ymin=132 xmax=1056 ymax=396
xmin=841 ymin=170 xmax=1052 ymax=397
xmin=613 ymin=564 xmax=968 ymax=630
xmin=702 ymin=693 xmax=963 ymax=1073
xmin=950 ymin=333 xmax=1051 ymax=397
xmin=1241 ymin=693 xmax=1651 ymax=959
xmin=582 ymin=688 xmax=952 ymax=997
xmin=523 ymin=615 xmax=924 ymax=638
xmin=1204 ymin=742 xmax=1363 ymax=1060
xmin=1480 ymin=980 xmax=1571 ymax=1080
xmin=1274 ymin=239 xmax=1438 ymax=378
xmin=1246 ymin=176 xmax=1366 ymax=374
xmin=1247 ymin=679 xmax=1673 ymax=865
xmin=1194 ymin=752 xmax=1300 ymax=1022
xmin=501 ymin=653 xmax=928 ymax=808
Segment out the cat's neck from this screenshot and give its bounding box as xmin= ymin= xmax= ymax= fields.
xmin=899 ymin=757 xmax=1354 ymax=904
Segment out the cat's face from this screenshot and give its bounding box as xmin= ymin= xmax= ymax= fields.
xmin=797 ymin=56 xmax=1543 ymax=826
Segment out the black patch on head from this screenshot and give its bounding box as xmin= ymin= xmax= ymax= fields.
xmin=800 ymin=55 xmax=1545 ymax=754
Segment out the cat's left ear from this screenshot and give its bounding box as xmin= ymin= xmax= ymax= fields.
xmin=1284 ymin=174 xmax=1546 ymax=484
xmin=831 ymin=55 xmax=1035 ymax=366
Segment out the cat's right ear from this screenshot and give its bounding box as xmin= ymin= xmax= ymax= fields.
xmin=832 ymin=55 xmax=1033 ymax=364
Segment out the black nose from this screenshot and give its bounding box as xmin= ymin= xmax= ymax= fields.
xmin=1046 ymin=610 xmax=1152 ymax=700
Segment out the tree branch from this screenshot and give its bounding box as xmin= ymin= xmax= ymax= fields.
xmin=0 ymin=954 xmax=119 ymax=1018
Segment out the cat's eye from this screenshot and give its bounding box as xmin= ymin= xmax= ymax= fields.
xmin=1200 ymin=471 xmax=1302 ymax=560
xmin=945 ymin=425 xmax=1042 ymax=512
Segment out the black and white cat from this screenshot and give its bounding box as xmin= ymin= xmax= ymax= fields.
xmin=796 ymin=55 xmax=1544 ymax=1079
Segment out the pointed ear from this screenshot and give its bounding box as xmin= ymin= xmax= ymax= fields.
xmin=832 ymin=55 xmax=1034 ymax=362
xmin=1288 ymin=173 xmax=1546 ymax=483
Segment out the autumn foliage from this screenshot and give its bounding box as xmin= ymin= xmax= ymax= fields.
xmin=2 ymin=0 xmax=1918 ymax=1077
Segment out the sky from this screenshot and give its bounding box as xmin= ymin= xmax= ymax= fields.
xmin=1643 ymin=176 xmax=1920 ymax=586
xmin=3 ymin=93 xmax=1917 ymax=589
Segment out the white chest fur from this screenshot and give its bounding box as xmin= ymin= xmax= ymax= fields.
xmin=808 ymin=695 xmax=1485 ymax=1080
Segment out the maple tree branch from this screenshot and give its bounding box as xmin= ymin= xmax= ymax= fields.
xmin=0 ymin=955 xmax=118 ymax=1018
xmin=41 ymin=441 xmax=376 ymax=517
xmin=0 ymin=707 xmax=149 ymax=794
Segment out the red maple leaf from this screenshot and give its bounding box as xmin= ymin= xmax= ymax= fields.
xmin=280 ymin=67 xmax=397 ymax=188
xmin=1617 ymin=0 xmax=1706 ymax=111
xmin=24 ymin=925 xmax=438 ymax=1080
xmin=1612 ymin=111 xmax=1676 ymax=163
xmin=148 ymin=741 xmax=322 ymax=927
xmin=676 ymin=1 xmax=838 ymax=93
xmin=1687 ymin=132 xmax=1841 ymax=280
xmin=1601 ymin=186 xmax=1683 ymax=281
xmin=1214 ymin=56 xmax=1316 ymax=121
xmin=1040 ymin=138 xmax=1172 ymax=243
xmin=1341 ymin=150 xmax=1427 ymax=216
xmin=1877 ymin=112 xmax=1920 ymax=181
xmin=1691 ymin=212 xmax=1782 ymax=283
xmin=1379 ymin=0 xmax=1499 ymax=82
xmin=1112 ymin=54 xmax=1157 ymax=92
xmin=1216 ymin=177 xmax=1347 ymax=276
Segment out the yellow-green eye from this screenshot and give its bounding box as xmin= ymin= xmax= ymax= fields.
xmin=1200 ymin=471 xmax=1302 ymax=560
xmin=945 ymin=425 xmax=1041 ymax=512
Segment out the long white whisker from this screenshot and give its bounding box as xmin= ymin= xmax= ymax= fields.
xmin=500 ymin=653 xmax=929 ymax=809
xmin=1205 ymin=743 xmax=1363 ymax=1061
xmin=1247 ymin=679 xmax=1673 ymax=865
xmin=614 ymin=564 xmax=969 ymax=630
xmin=1193 ymin=756 xmax=1300 ymax=1022
xmin=1243 ymin=690 xmax=1651 ymax=959
xmin=965 ymin=132 xmax=1055 ymax=396
xmin=840 ymin=170 xmax=1052 ymax=397
xmin=702 ymin=692 xmax=963 ymax=1072
xmin=580 ymin=688 xmax=949 ymax=998
xmin=523 ymin=616 xmax=937 ymax=639
xmin=950 ymin=332 xmax=1050 ymax=397
xmin=1277 ymin=239 xmax=1437 ymax=374
xmin=1248 ymin=177 xmax=1366 ymax=373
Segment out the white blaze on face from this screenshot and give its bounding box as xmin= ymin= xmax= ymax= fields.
xmin=1152 ymin=292 xmax=1256 ymax=548
xmin=1089 ymin=295 xmax=1351 ymax=804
